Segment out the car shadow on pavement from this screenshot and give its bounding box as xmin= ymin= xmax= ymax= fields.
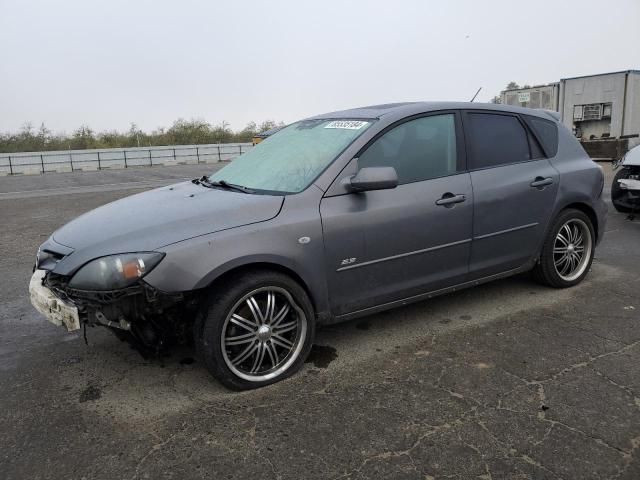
xmin=39 ymin=269 xmax=598 ymax=419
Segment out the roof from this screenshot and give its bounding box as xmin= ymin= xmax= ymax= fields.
xmin=560 ymin=70 xmax=640 ymax=82
xmin=306 ymin=101 xmax=558 ymax=121
xmin=307 ymin=102 xmax=419 ymax=120
xmin=502 ymin=83 xmax=559 ymax=93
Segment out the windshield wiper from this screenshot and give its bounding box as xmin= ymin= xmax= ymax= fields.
xmin=192 ymin=176 xmax=254 ymax=194
xmin=210 ymin=179 xmax=255 ymax=194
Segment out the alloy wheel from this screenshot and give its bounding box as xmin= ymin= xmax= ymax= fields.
xmin=220 ymin=286 xmax=307 ymax=382
xmin=553 ymin=218 xmax=593 ymax=282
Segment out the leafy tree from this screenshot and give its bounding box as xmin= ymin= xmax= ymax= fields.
xmin=128 ymin=122 xmax=144 ymax=147
xmin=240 ymin=121 xmax=257 ymax=137
xmin=0 ymin=118 xmax=285 ymax=153
xmin=31 ymin=123 xmax=51 ymax=150
xmin=70 ymin=125 xmax=95 ymax=149
xmin=258 ymin=120 xmax=278 ymax=133
xmin=21 ymin=122 xmax=34 ymax=137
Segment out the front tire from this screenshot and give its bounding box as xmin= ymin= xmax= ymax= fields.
xmin=532 ymin=209 xmax=595 ymax=288
xmin=198 ymin=270 xmax=315 ymax=390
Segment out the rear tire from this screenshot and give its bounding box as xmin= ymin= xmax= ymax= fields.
xmin=197 ymin=270 xmax=315 ymax=390
xmin=532 ymin=209 xmax=595 ymax=288
xmin=612 ymin=167 xmax=633 ymax=213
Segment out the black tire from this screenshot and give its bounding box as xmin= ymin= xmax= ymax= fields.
xmin=197 ymin=270 xmax=315 ymax=390
xmin=532 ymin=208 xmax=595 ymax=288
xmin=611 ymin=167 xmax=633 ymax=213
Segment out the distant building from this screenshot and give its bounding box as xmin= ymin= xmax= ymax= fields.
xmin=501 ymin=70 xmax=640 ymax=158
xmin=501 ymin=83 xmax=560 ymax=111
xmin=559 ymin=71 xmax=639 ymax=145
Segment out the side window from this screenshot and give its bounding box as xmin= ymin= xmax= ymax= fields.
xmin=466 ymin=113 xmax=531 ymax=169
xmin=358 ymin=114 xmax=458 ymax=184
xmin=523 ymin=115 xmax=559 ymax=157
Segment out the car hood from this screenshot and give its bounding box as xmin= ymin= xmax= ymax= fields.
xmin=49 ymin=181 xmax=283 ymax=275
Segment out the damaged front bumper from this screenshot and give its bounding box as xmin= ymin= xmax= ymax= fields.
xmin=618 ymin=178 xmax=640 ymax=193
xmin=29 ymin=269 xmax=200 ymax=355
xmin=616 ymin=178 xmax=640 ymax=211
xmin=29 ymin=269 xmax=80 ymax=331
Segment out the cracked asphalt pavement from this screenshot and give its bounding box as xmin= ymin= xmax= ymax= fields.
xmin=1 ymin=164 xmax=639 ymax=479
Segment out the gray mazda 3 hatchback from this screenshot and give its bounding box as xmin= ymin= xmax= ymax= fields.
xmin=30 ymin=102 xmax=607 ymax=389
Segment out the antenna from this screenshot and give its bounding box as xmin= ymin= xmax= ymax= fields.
xmin=470 ymin=87 xmax=482 ymax=102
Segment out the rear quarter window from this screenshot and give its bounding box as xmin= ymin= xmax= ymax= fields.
xmin=524 ymin=115 xmax=559 ymax=158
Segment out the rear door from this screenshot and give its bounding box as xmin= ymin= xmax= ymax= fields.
xmin=320 ymin=112 xmax=473 ymax=316
xmin=463 ymin=111 xmax=559 ymax=278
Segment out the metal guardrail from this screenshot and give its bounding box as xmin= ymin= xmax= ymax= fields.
xmin=0 ymin=143 xmax=253 ymax=176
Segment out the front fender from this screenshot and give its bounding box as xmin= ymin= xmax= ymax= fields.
xmin=193 ymin=254 xmax=318 ymax=297
xmin=142 ymin=190 xmax=330 ymax=316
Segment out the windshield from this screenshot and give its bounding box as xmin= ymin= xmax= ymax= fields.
xmin=210 ymin=119 xmax=373 ymax=193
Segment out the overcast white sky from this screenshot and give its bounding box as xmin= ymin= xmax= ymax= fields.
xmin=1 ymin=0 xmax=639 ymax=134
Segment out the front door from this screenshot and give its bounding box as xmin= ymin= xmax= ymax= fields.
xmin=320 ymin=112 xmax=473 ymax=316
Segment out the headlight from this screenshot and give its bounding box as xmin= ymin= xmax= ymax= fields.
xmin=68 ymin=252 xmax=164 ymax=290
xmin=35 ymin=248 xmax=57 ymax=270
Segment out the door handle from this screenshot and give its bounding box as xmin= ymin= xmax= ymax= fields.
xmin=435 ymin=193 xmax=466 ymax=207
xmin=530 ymin=176 xmax=554 ymax=189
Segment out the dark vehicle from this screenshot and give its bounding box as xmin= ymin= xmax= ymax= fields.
xmin=30 ymin=102 xmax=607 ymax=389
xmin=611 ymin=144 xmax=640 ymax=216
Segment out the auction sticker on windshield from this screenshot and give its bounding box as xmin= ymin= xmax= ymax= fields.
xmin=324 ymin=120 xmax=369 ymax=129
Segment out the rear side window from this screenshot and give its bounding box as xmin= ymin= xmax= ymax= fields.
xmin=524 ymin=115 xmax=559 ymax=157
xmin=466 ymin=113 xmax=531 ymax=169
xmin=358 ymin=114 xmax=458 ymax=184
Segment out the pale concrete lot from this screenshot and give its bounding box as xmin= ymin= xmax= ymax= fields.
xmin=1 ymin=164 xmax=639 ymax=480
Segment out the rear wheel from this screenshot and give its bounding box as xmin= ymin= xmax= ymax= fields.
xmin=612 ymin=167 xmax=633 ymax=213
xmin=532 ymin=209 xmax=595 ymax=288
xmin=197 ymin=270 xmax=315 ymax=390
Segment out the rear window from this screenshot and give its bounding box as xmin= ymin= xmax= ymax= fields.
xmin=523 ymin=115 xmax=559 ymax=157
xmin=466 ymin=113 xmax=531 ymax=169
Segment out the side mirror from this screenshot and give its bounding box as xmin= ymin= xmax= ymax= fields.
xmin=343 ymin=167 xmax=398 ymax=193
